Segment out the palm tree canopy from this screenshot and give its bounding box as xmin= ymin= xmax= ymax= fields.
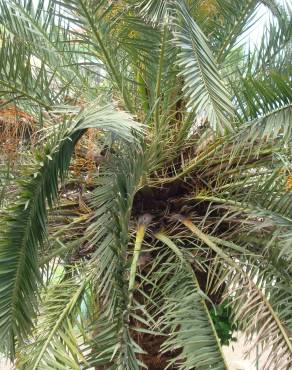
xmin=0 ymin=0 xmax=291 ymax=369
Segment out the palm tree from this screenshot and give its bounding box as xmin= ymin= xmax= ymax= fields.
xmin=0 ymin=0 xmax=291 ymax=369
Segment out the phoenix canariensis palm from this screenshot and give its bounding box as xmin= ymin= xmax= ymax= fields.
xmin=0 ymin=0 xmax=291 ymax=369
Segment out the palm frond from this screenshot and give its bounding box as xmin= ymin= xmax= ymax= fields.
xmin=250 ymin=16 xmax=291 ymax=74
xmin=230 ymin=262 xmax=292 ymax=369
xmin=0 ymin=104 xmax=143 ymax=357
xmin=214 ymin=0 xmax=258 ymax=64
xmin=0 ymin=31 xmax=53 ymax=110
xmin=136 ymin=0 xmax=171 ymax=25
xmin=77 ymin=144 xmax=150 ymax=369
xmin=106 ymin=147 xmax=148 ymax=369
xmin=154 ymin=233 xmax=228 ymax=369
xmin=172 ymin=1 xmax=235 ymax=133
xmin=0 ymin=126 xmax=81 ymax=356
xmin=230 ymin=69 xmax=291 ymax=123
xmin=56 ymin=0 xmax=134 ymax=111
xmin=173 ymin=216 xmax=292 ymax=369
xmin=17 ymin=275 xmax=88 ymax=370
xmin=234 ymin=104 xmax=292 ymax=150
xmin=0 ymin=0 xmax=93 ymax=108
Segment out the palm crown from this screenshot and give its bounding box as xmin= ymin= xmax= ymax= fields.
xmin=0 ymin=0 xmax=291 ymax=369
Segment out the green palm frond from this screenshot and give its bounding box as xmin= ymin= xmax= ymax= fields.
xmin=18 ymin=275 xmax=88 ymax=370
xmin=0 ymin=126 xmax=81 ymax=356
xmin=195 ymin=231 xmax=292 ymax=368
xmin=0 ymin=0 xmax=85 ymax=80
xmin=213 ymin=0 xmax=258 ymax=63
xmin=0 ymin=32 xmax=53 ymax=110
xmin=156 ymin=233 xmax=228 ymax=369
xmin=56 ymin=0 xmax=134 ymax=111
xmin=0 ymin=104 xmax=142 ymax=357
xmin=234 ymin=104 xmax=292 ymax=149
xmin=136 ymin=0 xmax=172 ymax=25
xmin=104 ymin=148 xmax=147 ymax=368
xmin=231 ymin=263 xmax=292 ymax=370
xmin=172 ymin=1 xmax=235 ymax=133
xmin=71 ymin=145 xmax=150 ymax=368
xmin=173 ymin=219 xmax=292 ymax=369
xmin=81 ymin=318 xmax=119 ymax=369
xmin=230 ymin=70 xmax=291 ymax=122
xmin=250 ymin=17 xmax=291 ymax=74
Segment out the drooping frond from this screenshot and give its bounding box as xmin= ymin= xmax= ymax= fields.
xmin=155 ymin=233 xmax=229 ymax=369
xmin=0 ymin=128 xmax=81 ymax=356
xmin=101 ymin=148 xmax=148 ymax=369
xmin=173 ymin=216 xmax=292 ymax=369
xmin=68 ymin=143 xmax=151 ymax=369
xmin=0 ymin=104 xmax=143 ymax=357
xmin=230 ymin=262 xmax=292 ymax=369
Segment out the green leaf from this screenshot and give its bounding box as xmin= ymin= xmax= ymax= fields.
xmin=155 ymin=233 xmax=229 ymax=370
xmin=0 ymin=104 xmax=143 ymax=357
xmin=172 ymin=1 xmax=235 ymax=133
xmin=18 ymin=276 xmax=88 ymax=370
